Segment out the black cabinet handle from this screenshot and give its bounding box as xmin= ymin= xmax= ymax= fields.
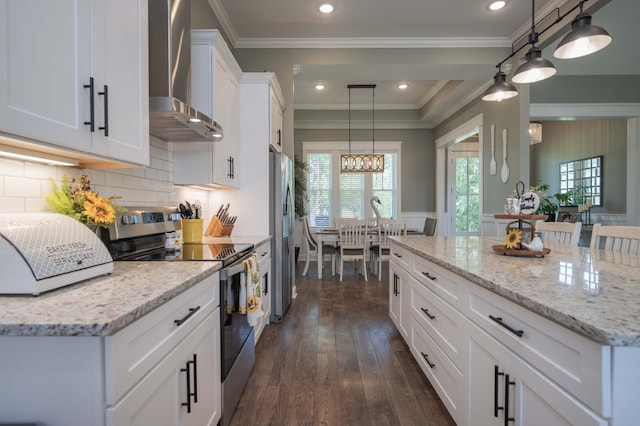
xmin=393 ymin=252 xmax=402 ymax=258
xmin=494 ymin=365 xmax=504 ymax=417
xmin=181 ymin=359 xmax=193 ymax=413
xmin=421 ymin=271 xmax=436 ymax=281
xmin=174 ymin=306 xmax=200 ymax=326
xmin=83 ymin=77 xmax=95 ymax=132
xmin=98 ymin=85 xmax=109 ymax=136
xmin=263 ymin=272 xmax=269 ymax=295
xmin=421 ymin=307 xmax=436 ymax=320
xmin=420 ymin=352 xmax=435 ymax=368
xmin=192 ymin=354 xmax=198 ymax=403
xmin=489 ymin=315 xmax=524 ymax=338
xmin=504 ymin=374 xmax=515 ymax=425
xmin=231 ymin=157 xmax=235 ymax=179
xmin=277 ymin=128 xmax=281 ymax=146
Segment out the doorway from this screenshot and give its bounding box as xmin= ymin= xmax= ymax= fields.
xmin=449 ymin=141 xmax=480 ymax=236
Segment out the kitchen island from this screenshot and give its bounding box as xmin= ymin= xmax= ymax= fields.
xmin=0 ymin=261 xmax=223 ymax=425
xmin=389 ymin=235 xmax=639 ymax=426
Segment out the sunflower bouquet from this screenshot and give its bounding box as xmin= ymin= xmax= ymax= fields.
xmin=46 ymin=174 xmax=125 ymax=228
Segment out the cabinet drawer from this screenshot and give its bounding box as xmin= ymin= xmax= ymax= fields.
xmin=105 ymin=273 xmax=219 ymax=405
xmin=409 ymin=278 xmax=464 ymax=369
xmin=389 ymin=242 xmax=411 ymax=271
xmin=410 ymin=316 xmax=463 ymax=425
xmin=467 ymin=285 xmax=611 ymax=416
xmin=412 ymin=255 xmax=465 ymax=309
xmin=256 ymin=240 xmax=271 ymax=268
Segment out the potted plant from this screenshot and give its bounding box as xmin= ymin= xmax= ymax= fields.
xmin=293 ymin=156 xmax=308 ymax=261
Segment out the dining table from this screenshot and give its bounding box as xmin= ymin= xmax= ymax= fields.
xmin=313 ymin=226 xmax=423 ymax=279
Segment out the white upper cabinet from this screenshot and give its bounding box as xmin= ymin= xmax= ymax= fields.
xmin=0 ymin=0 xmax=149 ymax=166
xmin=175 ymin=29 xmax=242 ymax=188
xmin=270 ymin=87 xmax=284 ymax=152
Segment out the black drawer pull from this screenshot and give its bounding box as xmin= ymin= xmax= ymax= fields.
xmin=421 ymin=307 xmax=436 ymax=320
xmin=489 ymin=315 xmax=524 ymax=338
xmin=174 ymin=306 xmax=201 ymax=326
xmin=494 ymin=365 xmax=504 ymax=417
xmin=421 ymin=271 xmax=436 ymax=280
xmin=393 ymin=252 xmax=402 ymax=258
xmin=420 ymin=352 xmax=435 ymax=368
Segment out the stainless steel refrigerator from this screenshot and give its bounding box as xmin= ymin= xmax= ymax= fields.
xmin=269 ymin=151 xmax=294 ymax=323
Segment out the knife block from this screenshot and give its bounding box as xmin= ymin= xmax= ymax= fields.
xmin=205 ymin=216 xmax=234 ymax=237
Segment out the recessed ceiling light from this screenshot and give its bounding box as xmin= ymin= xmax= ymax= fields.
xmin=315 ymin=83 xmax=326 ymax=90
xmin=489 ymin=1 xmax=506 ymax=11
xmin=318 ymin=3 xmax=334 ymax=14
xmin=397 ymin=83 xmax=409 ymax=90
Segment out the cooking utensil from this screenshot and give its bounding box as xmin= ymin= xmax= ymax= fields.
xmin=193 ymin=200 xmax=202 ymax=219
xmin=501 ymin=128 xmax=509 ymax=183
xmin=179 ymin=203 xmax=190 ymax=219
xmin=489 ymin=124 xmax=496 ymax=176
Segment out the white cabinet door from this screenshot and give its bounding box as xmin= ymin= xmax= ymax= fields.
xmin=107 ymin=311 xmax=221 ymax=426
xmin=0 ymin=0 xmax=148 ymax=165
xmin=255 ymin=251 xmax=272 ymax=342
xmin=0 ymin=0 xmax=92 ymax=151
xmin=90 ymin=0 xmax=149 ymax=164
xmin=269 ymin=87 xmax=283 ymax=152
xmin=212 ymin=63 xmax=240 ymax=187
xmin=466 ymin=319 xmax=607 ymax=426
xmin=389 ymin=261 xmax=410 ymax=339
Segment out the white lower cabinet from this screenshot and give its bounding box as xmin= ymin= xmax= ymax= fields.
xmin=389 ymin=259 xmax=411 ymax=340
xmin=466 ymin=319 xmax=607 ymax=426
xmin=255 ymin=240 xmax=272 ymax=342
xmin=107 ymin=310 xmax=221 ymax=426
xmin=388 ymin=241 xmax=612 ymax=426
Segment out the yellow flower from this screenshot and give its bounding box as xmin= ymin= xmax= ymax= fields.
xmin=505 ymin=228 xmax=522 ymax=249
xmin=46 ymin=174 xmax=124 ymax=228
xmin=84 ymin=196 xmax=117 ymax=225
xmin=246 ymin=295 xmax=260 ymax=314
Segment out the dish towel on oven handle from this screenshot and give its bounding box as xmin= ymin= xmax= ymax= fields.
xmin=239 ymin=254 xmax=263 ymax=326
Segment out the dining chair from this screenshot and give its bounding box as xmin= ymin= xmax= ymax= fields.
xmin=535 ymin=220 xmax=582 ymax=247
xmin=369 ymin=218 xmax=407 ymax=280
xmin=590 ymin=223 xmax=640 ymax=254
xmin=301 ymin=216 xmax=338 ymax=276
xmin=423 ymin=217 xmax=438 ymax=236
xmin=336 ymin=218 xmax=368 ymax=281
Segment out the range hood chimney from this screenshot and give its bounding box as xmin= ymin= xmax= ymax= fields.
xmin=148 ymin=0 xmax=223 ymax=142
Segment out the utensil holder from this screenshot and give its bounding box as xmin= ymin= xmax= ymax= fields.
xmin=182 ymin=219 xmax=203 ymax=243
xmin=204 ymin=216 xmax=234 ymax=237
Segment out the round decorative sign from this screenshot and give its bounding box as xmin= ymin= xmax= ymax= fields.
xmin=518 ymin=191 xmax=540 ymax=215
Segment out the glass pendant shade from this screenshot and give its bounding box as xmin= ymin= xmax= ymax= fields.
xmin=512 ymin=47 xmax=557 ymax=84
xmin=482 ymin=71 xmax=519 ymax=102
xmin=553 ymin=13 xmax=612 ymax=59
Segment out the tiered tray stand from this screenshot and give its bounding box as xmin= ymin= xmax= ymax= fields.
xmin=493 ymin=214 xmax=550 ymax=257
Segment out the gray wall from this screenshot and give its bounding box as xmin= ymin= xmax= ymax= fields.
xmin=530 ymin=119 xmax=627 ymax=214
xmin=294 ymin=127 xmax=434 ymax=212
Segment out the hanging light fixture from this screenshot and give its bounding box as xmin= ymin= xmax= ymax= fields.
xmin=482 ymin=65 xmax=519 ymax=102
xmin=340 ymin=84 xmax=384 ymax=173
xmin=483 ymin=0 xmax=612 ymax=102
xmin=512 ymin=0 xmax=557 ymax=84
xmin=529 ymin=122 xmax=543 ymax=145
xmin=553 ymin=2 xmax=612 ymax=59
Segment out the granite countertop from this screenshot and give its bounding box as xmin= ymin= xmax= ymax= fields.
xmin=202 ymin=234 xmax=271 ymax=247
xmin=0 ymin=261 xmax=221 ymax=337
xmin=391 ymin=235 xmax=640 ymax=346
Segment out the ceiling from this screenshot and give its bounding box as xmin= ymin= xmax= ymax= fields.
xmin=211 ymin=0 xmax=636 ymax=127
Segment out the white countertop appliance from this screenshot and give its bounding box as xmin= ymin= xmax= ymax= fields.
xmin=0 ymin=213 xmax=113 ymax=295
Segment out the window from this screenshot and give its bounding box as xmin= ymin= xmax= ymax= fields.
xmin=303 ymin=141 xmax=401 ymax=227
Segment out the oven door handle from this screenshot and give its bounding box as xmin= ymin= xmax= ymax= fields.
xmin=225 ymin=259 xmax=247 ymax=278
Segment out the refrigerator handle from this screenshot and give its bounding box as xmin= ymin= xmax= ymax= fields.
xmin=284 ymin=185 xmax=291 ymax=216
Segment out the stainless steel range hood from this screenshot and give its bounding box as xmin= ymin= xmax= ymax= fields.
xmin=148 ymin=0 xmax=223 ymax=142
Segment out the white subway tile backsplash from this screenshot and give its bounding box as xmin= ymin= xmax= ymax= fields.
xmin=5 ymin=176 xmax=43 ymax=197
xmin=0 ymin=197 xmax=24 ymax=213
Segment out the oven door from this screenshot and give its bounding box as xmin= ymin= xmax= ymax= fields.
xmin=219 ymin=252 xmax=256 ymax=426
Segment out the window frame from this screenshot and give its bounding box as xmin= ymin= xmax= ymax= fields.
xmin=302 ymin=141 xmax=402 ymax=227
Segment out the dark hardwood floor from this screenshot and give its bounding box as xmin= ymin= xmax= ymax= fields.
xmin=229 ymin=261 xmax=457 ymax=426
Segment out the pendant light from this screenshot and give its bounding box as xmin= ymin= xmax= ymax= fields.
xmin=340 ymin=84 xmax=384 ymax=173
xmin=553 ymin=3 xmax=612 ymax=59
xmin=482 ymin=0 xmax=612 ymax=102
xmin=482 ymin=66 xmax=519 ymax=102
xmin=512 ymin=0 xmax=557 ymax=84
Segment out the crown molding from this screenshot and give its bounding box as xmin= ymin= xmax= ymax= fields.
xmin=233 ymin=37 xmax=511 ymax=49
xmin=530 ymin=103 xmax=640 ymax=119
xmin=208 ymin=0 xmax=239 ymax=46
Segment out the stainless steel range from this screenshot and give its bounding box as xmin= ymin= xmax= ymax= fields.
xmin=107 ymin=206 xmax=256 ymax=426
